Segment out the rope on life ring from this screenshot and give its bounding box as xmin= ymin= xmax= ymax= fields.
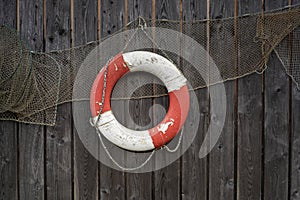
xmin=90 ymin=51 xmax=190 ymax=152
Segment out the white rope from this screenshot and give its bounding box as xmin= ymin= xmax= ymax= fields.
xmin=163 ymin=126 xmax=184 ymax=153
xmin=96 ymin=128 xmax=156 ymax=171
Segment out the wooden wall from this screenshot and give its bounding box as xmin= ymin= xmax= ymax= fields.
xmin=0 ymin=0 xmax=300 ymax=199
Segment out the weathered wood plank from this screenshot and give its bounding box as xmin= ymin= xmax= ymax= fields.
xmin=73 ymin=0 xmax=99 ymax=199
xmin=182 ymin=0 xmax=206 ymax=21
xmin=18 ymin=124 xmax=44 ymax=200
xmin=0 ymin=121 xmax=18 ymax=200
xmin=18 ymin=0 xmax=45 ymax=199
xmin=291 ymin=85 xmax=300 ymax=200
xmin=181 ymin=0 xmax=208 ymax=199
xmin=45 ymin=0 xmax=72 ymax=199
xmin=264 ymin=53 xmax=290 ymax=200
xmin=99 ymin=0 xmax=126 ymax=199
xmin=237 ymin=1 xmax=263 ymax=200
xmin=0 ymin=0 xmax=17 ymax=26
xmin=0 ymin=1 xmax=18 ymax=200
xmin=128 ymin=0 xmax=152 ymax=20
xmin=290 ymin=1 xmax=300 ymax=199
xmin=209 ymin=0 xmax=235 ymax=199
xmin=264 ymin=1 xmax=290 ymax=200
xmin=125 ymin=1 xmax=153 ymax=200
xmin=153 ymin=1 xmax=180 ymax=200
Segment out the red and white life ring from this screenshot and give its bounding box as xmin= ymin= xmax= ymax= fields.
xmin=90 ymin=51 xmax=189 ymax=151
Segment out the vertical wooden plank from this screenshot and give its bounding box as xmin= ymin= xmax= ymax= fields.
xmin=208 ymin=0 xmax=235 ymax=199
xmin=182 ymin=0 xmax=206 ymax=21
xmin=45 ymin=0 xmax=72 ymax=199
xmin=99 ymin=0 xmax=126 ymax=199
xmin=155 ymin=0 xmax=179 ymax=20
xmin=153 ymin=1 xmax=180 ymax=200
xmin=290 ymin=1 xmax=300 ymax=199
xmin=237 ymin=1 xmax=263 ymax=200
xmin=125 ymin=1 xmax=153 ymax=200
xmin=0 ymin=1 xmax=18 ymax=200
xmin=0 ymin=121 xmax=18 ymax=200
xmin=291 ymin=86 xmax=300 ymax=200
xmin=0 ymin=0 xmax=17 ymax=26
xmin=72 ymin=0 xmax=99 ymax=199
xmin=128 ymin=0 xmax=152 ymax=20
xmin=18 ymin=0 xmax=45 ymax=199
xmin=264 ymin=1 xmax=290 ymax=200
xmin=181 ymin=0 xmax=208 ymax=199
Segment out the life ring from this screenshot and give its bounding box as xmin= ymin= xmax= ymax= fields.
xmin=90 ymin=51 xmax=190 ymax=151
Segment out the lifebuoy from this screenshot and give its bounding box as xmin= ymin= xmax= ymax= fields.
xmin=90 ymin=51 xmax=189 ymax=151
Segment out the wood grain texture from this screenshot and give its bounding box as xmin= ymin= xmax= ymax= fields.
xmin=0 ymin=1 xmax=300 ymax=200
xmin=264 ymin=1 xmax=290 ymax=200
xmin=0 ymin=121 xmax=18 ymax=200
xmin=45 ymin=0 xmax=72 ymax=199
xmin=99 ymin=0 xmax=126 ymax=199
xmin=0 ymin=0 xmax=17 ymax=26
xmin=0 ymin=1 xmax=18 ymax=200
xmin=181 ymin=0 xmax=208 ymax=199
xmin=264 ymin=54 xmax=290 ymax=200
xmin=237 ymin=1 xmax=263 ymax=200
xmin=290 ymin=1 xmax=300 ymax=199
xmin=73 ymin=0 xmax=99 ymax=199
xmin=125 ymin=1 xmax=153 ymax=200
xmin=182 ymin=0 xmax=206 ymax=21
xmin=208 ymin=0 xmax=235 ymax=199
xmin=291 ymin=84 xmax=300 ymax=200
xmin=18 ymin=1 xmax=45 ymax=199
xmin=19 ymin=124 xmax=44 ymax=200
xmin=153 ymin=1 xmax=180 ymax=200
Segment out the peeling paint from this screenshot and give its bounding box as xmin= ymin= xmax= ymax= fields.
xmin=157 ymin=118 xmax=174 ymax=134
xmin=123 ymin=51 xmax=187 ymax=92
xmin=93 ymin=111 xmax=155 ymax=151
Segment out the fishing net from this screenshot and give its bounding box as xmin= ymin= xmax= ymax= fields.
xmin=0 ymin=5 xmax=300 ymax=126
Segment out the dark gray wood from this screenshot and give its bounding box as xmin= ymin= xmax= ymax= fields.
xmin=0 ymin=0 xmax=17 ymax=26
xmin=18 ymin=1 xmax=45 ymax=199
xmin=291 ymin=85 xmax=300 ymax=200
xmin=73 ymin=0 xmax=99 ymax=199
xmin=182 ymin=0 xmax=206 ymax=21
xmin=128 ymin=0 xmax=152 ymax=20
xmin=155 ymin=0 xmax=179 ymax=20
xmin=264 ymin=54 xmax=290 ymax=200
xmin=290 ymin=1 xmax=300 ymax=199
xmin=99 ymin=0 xmax=126 ymax=200
xmin=18 ymin=124 xmax=44 ymax=200
xmin=0 ymin=121 xmax=18 ymax=200
xmin=125 ymin=1 xmax=153 ymax=200
xmin=45 ymin=0 xmax=72 ymax=199
xmin=19 ymin=0 xmax=44 ymax=51
xmin=181 ymin=0 xmax=208 ymax=200
xmin=153 ymin=1 xmax=180 ymax=200
xmin=208 ymin=0 xmax=235 ymax=199
xmin=264 ymin=1 xmax=290 ymax=200
xmin=211 ymin=0 xmax=236 ymax=198
xmin=1 ymin=1 xmax=300 ymax=200
xmin=237 ymin=1 xmax=263 ymax=200
xmin=0 ymin=1 xmax=18 ymax=200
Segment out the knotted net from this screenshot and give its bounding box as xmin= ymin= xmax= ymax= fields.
xmin=0 ymin=5 xmax=300 ymax=125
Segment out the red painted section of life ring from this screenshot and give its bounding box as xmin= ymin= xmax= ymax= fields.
xmin=90 ymin=53 xmax=190 ymax=150
xmin=149 ymin=85 xmax=189 ymax=148
xmin=90 ymin=53 xmax=129 ymax=117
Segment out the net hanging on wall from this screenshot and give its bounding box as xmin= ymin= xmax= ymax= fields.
xmin=0 ymin=5 xmax=300 ymax=126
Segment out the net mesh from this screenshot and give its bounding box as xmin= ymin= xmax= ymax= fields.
xmin=1 ymin=5 xmax=300 ymax=125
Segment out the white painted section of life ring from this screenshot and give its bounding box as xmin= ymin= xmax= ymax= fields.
xmin=123 ymin=51 xmax=187 ymax=92
xmin=92 ymin=111 xmax=155 ymax=151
